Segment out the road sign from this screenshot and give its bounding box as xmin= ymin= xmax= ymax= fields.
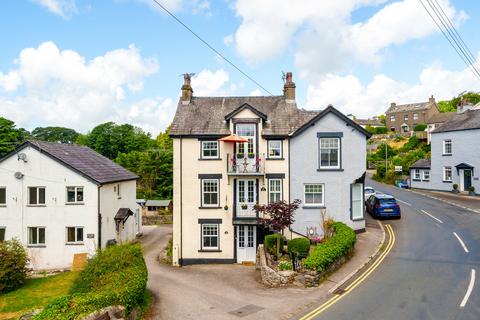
xmin=394 ymin=166 xmax=402 ymax=172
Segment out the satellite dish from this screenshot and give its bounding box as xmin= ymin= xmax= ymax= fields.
xmin=17 ymin=153 xmax=27 ymax=162
xmin=14 ymin=172 xmax=24 ymax=179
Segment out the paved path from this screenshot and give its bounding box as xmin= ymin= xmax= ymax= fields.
xmin=303 ymin=178 xmax=480 ymax=320
xmin=141 ymin=221 xmax=382 ymax=320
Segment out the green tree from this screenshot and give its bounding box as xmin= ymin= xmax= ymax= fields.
xmin=437 ymin=91 xmax=480 ymax=112
xmin=0 ymin=117 xmax=28 ymax=157
xmin=31 ymin=126 xmax=79 ymax=144
xmin=156 ymin=125 xmax=173 ymax=151
xmin=413 ymin=123 xmax=427 ymax=132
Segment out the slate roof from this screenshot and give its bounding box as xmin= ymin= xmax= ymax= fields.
xmin=386 ymin=101 xmax=436 ymax=114
xmin=410 ymin=159 xmax=431 ymax=169
xmin=146 ymin=199 xmax=172 ymax=207
xmin=432 ymin=109 xmax=480 ymax=133
xmin=2 ymin=140 xmax=138 ymax=185
xmin=426 ymin=112 xmax=456 ymax=124
xmin=170 ymin=96 xmax=319 ymax=137
xmin=115 ymin=208 xmax=133 ymax=222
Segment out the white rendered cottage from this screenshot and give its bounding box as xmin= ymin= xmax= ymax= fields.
xmin=0 ymin=140 xmax=142 ymax=270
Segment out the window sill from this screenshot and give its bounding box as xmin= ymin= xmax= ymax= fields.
xmin=317 ymin=168 xmax=344 ymax=172
xmin=443 ymin=180 xmax=453 ymax=183
xmin=0 ymin=205 xmax=6 ymax=207
xmin=26 ymin=204 xmax=46 ymax=207
xmin=442 ymin=154 xmax=452 ymax=156
xmin=65 ymin=242 xmax=85 ymax=246
xmin=65 ymin=202 xmax=85 ymax=205
xmin=352 ymin=217 xmax=365 ymax=222
xmin=198 ymin=249 xmax=222 ymax=252
xmin=303 ymin=205 xmax=325 ymax=209
xmin=266 ymin=157 xmax=284 ymax=160
xmin=198 ymin=206 xmax=222 ymax=209
xmin=27 ymin=245 xmax=46 ymax=248
xmin=423 ymin=179 xmax=430 ymax=182
xmin=198 ymin=158 xmax=222 ymax=161
xmin=412 ymin=179 xmax=421 ymax=181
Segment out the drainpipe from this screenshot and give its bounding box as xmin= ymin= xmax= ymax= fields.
xmin=98 ymin=187 xmax=102 ymax=250
xmin=180 ymin=137 xmax=183 ymax=265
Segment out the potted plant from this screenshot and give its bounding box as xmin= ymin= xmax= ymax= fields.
xmin=223 ymin=205 xmax=229 ymax=211
xmin=452 ymin=184 xmax=459 ymax=193
xmin=236 ymin=153 xmax=244 ymax=159
xmin=241 ymin=203 xmax=248 ymax=210
xmin=468 ymin=186 xmax=476 ymax=196
xmin=248 ymin=152 xmax=255 ymax=159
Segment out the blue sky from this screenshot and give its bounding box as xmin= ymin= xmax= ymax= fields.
xmin=0 ymin=0 xmax=479 ymax=135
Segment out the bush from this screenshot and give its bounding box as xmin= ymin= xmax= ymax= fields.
xmin=304 ymin=222 xmax=356 ymax=272
xmin=264 ymin=234 xmax=284 ymax=257
xmin=414 ymin=123 xmax=427 ymax=132
xmin=287 ymin=238 xmax=310 ymax=258
xmin=33 ymin=243 xmax=147 ymax=320
xmin=0 ymin=238 xmax=29 ymax=293
xmin=469 ymin=186 xmax=475 ymax=192
xmin=374 ymin=127 xmax=388 ymax=134
xmin=278 ymin=261 xmax=292 ymax=271
xmin=453 ymin=184 xmax=459 ymax=190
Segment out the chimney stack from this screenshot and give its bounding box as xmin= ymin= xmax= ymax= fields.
xmin=429 ymin=95 xmax=435 ymax=103
xmin=181 ymin=73 xmax=193 ymax=104
xmin=390 ymin=102 xmax=396 ymax=108
xmin=283 ymin=72 xmax=296 ymax=102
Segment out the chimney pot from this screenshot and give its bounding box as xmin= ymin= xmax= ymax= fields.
xmin=283 ymin=71 xmax=296 ymax=102
xmin=181 ymin=73 xmax=193 ymax=104
xmin=390 ymin=102 xmax=396 ymax=108
xmin=429 ymin=95 xmax=435 ymax=103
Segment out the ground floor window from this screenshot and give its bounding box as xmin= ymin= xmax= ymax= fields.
xmin=351 ymin=183 xmax=364 ymax=220
xmin=66 ymin=227 xmax=84 ymax=244
xmin=28 ymin=227 xmax=46 ymax=246
xmin=201 ymin=224 xmax=219 ymax=250
xmin=443 ymin=167 xmax=452 ymax=182
xmin=0 ymin=227 xmax=5 ymax=241
xmin=423 ymin=170 xmax=430 ymax=181
xmin=304 ymin=184 xmax=324 ymax=206
xmin=413 ymin=169 xmax=421 ymax=180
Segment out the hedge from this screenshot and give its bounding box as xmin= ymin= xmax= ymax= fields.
xmin=304 ymin=222 xmax=356 ymax=272
xmin=33 ymin=243 xmax=148 ymax=320
xmin=287 ymin=238 xmax=310 ymax=258
xmin=0 ymin=238 xmax=29 ymax=293
xmin=264 ymin=234 xmax=284 ymax=256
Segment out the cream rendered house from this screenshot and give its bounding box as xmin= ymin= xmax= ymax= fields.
xmin=170 ymin=73 xmax=370 ymax=266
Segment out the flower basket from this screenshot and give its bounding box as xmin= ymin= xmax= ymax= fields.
xmin=241 ymin=204 xmax=248 ymax=210
xmin=248 ymin=153 xmax=255 ymax=159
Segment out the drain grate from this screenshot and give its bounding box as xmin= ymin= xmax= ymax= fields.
xmin=228 ymin=304 xmax=264 ymax=318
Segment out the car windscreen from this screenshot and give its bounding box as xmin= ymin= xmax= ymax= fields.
xmin=379 ymin=199 xmax=396 ymax=205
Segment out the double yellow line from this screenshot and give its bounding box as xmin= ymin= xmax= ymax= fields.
xmin=298 ymin=224 xmax=396 ymax=320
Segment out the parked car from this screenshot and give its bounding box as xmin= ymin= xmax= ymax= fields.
xmin=366 ymin=194 xmax=401 ymax=219
xmin=365 ymin=186 xmax=376 ymax=201
xmin=396 ymin=179 xmax=409 ymax=189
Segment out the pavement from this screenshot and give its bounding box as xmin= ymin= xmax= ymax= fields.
xmin=301 ymin=177 xmax=480 ymax=320
xmin=140 ymin=219 xmax=383 ymax=320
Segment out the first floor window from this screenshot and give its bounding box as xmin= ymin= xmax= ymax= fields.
xmin=414 ymin=169 xmax=421 ymax=180
xmin=404 ymin=114 xmax=408 ymax=121
xmin=444 ymin=167 xmax=452 ymax=181
xmin=66 ymin=227 xmax=84 ymax=244
xmin=67 ymin=187 xmax=84 ymax=203
xmin=390 ymin=115 xmax=395 ymax=122
xmin=413 ymin=113 xmax=418 ymax=121
xmin=0 ymin=187 xmax=5 ymax=205
xmin=268 ymin=179 xmax=282 ymax=203
xmin=201 ymin=141 xmax=219 ymax=159
xmin=0 ymin=227 xmax=5 ymax=241
xmin=202 ymin=224 xmax=219 ymax=249
xmin=319 ymin=137 xmax=340 ymax=169
xmin=423 ymin=170 xmax=430 ymax=181
xmin=268 ymin=140 xmax=282 ymax=158
xmin=202 ymin=179 xmax=219 ymax=207
xmin=28 ymin=187 xmax=46 ymax=205
xmin=304 ymin=184 xmax=324 ymax=206
xmin=351 ymin=183 xmax=364 ymax=220
xmin=28 ymin=227 xmax=46 ymax=246
xmin=443 ymin=140 xmax=452 ymax=155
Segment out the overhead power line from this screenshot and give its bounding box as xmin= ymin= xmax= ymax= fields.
xmin=151 ymin=0 xmax=274 ymax=95
xmin=419 ymin=0 xmax=480 ymax=80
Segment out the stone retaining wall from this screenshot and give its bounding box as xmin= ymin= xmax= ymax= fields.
xmin=256 ymin=245 xmax=296 ymax=287
xmin=142 ymin=215 xmax=172 ymax=225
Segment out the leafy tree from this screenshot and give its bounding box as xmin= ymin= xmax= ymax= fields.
xmin=437 ymin=91 xmax=480 ymax=112
xmin=31 ymin=126 xmax=79 ymax=144
xmin=0 ymin=117 xmax=28 ymax=157
xmin=413 ymin=123 xmax=427 ymax=132
xmin=255 ymin=199 xmax=301 ymax=233
xmin=156 ymin=125 xmax=173 ymax=151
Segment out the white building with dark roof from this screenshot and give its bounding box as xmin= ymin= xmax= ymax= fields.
xmin=0 ymin=140 xmax=142 ymax=270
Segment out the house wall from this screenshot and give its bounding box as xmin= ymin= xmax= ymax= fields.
xmin=410 ymin=169 xmax=431 ymax=189
xmin=386 ymin=106 xmax=439 ymax=132
xmin=429 ymin=129 xmax=480 ymax=192
xmin=99 ymin=180 xmax=140 ymax=247
xmin=0 ymin=146 xmax=98 ymax=270
xmin=290 ymin=112 xmax=367 ymax=236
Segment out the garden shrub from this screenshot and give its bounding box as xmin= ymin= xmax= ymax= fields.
xmin=33 ymin=243 xmax=147 ymax=320
xmin=414 ymin=123 xmax=427 ymax=132
xmin=0 ymin=238 xmax=29 ymax=293
xmin=304 ymin=222 xmax=356 ymax=272
xmin=264 ymin=234 xmax=284 ymax=257
xmin=287 ymin=238 xmax=310 ymax=258
xmin=278 ymin=261 xmax=292 ymax=271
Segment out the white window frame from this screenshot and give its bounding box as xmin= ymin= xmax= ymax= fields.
xmin=28 ymin=227 xmax=46 ymax=246
xmin=443 ymin=166 xmax=452 ymax=182
xmin=390 ymin=115 xmax=395 ymax=122
xmin=423 ymin=170 xmax=430 ymax=181
xmin=201 ymin=224 xmax=219 ymax=250
xmin=351 ymin=183 xmax=364 ymax=220
xmin=201 ymin=141 xmax=219 ymax=159
xmin=201 ymin=179 xmax=219 ymax=207
xmin=66 ymin=226 xmax=84 ymax=244
xmin=404 ymin=114 xmax=409 ymax=121
xmin=267 ymin=140 xmax=282 ymax=159
xmin=414 ymin=169 xmax=421 ymax=180
xmin=304 ymin=184 xmax=324 ymax=206
xmin=268 ymin=179 xmax=282 ymax=204
xmin=28 ymin=187 xmax=46 ymax=205
xmin=319 ymin=137 xmax=340 ymax=169
xmin=66 ymin=186 xmax=84 ymax=204
xmin=443 ymin=140 xmax=452 ymax=155
xmin=0 ymin=227 xmax=5 ymax=241
xmin=0 ymin=187 xmax=5 ymax=205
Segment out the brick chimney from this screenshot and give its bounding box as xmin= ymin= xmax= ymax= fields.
xmin=390 ymin=102 xmax=396 ymax=108
xmin=181 ymin=73 xmax=193 ymax=104
xmin=283 ymin=72 xmax=296 ymax=102
xmin=429 ymin=95 xmax=435 ymax=103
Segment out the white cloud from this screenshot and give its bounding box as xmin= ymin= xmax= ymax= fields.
xmin=191 ymin=69 xmax=230 ymax=96
xmin=305 ymin=55 xmax=480 ymax=118
xmin=0 ymin=42 xmax=176 ymax=136
xmin=232 ymin=0 xmax=466 ymax=78
xmin=223 ymin=34 xmax=234 ymax=46
xmin=32 ymin=0 xmax=77 ymax=18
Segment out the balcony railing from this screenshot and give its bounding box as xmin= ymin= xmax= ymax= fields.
xmin=236 ymin=203 xmax=257 ymax=218
xmin=227 ymin=153 xmax=265 ymax=175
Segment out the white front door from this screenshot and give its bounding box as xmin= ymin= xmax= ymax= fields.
xmin=237 ymin=179 xmax=256 ymax=217
xmin=236 ymin=225 xmax=257 ymax=263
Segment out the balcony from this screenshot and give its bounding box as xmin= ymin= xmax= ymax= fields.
xmin=227 ymin=153 xmax=265 ymax=175
xmin=236 ymin=203 xmax=257 ymax=218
